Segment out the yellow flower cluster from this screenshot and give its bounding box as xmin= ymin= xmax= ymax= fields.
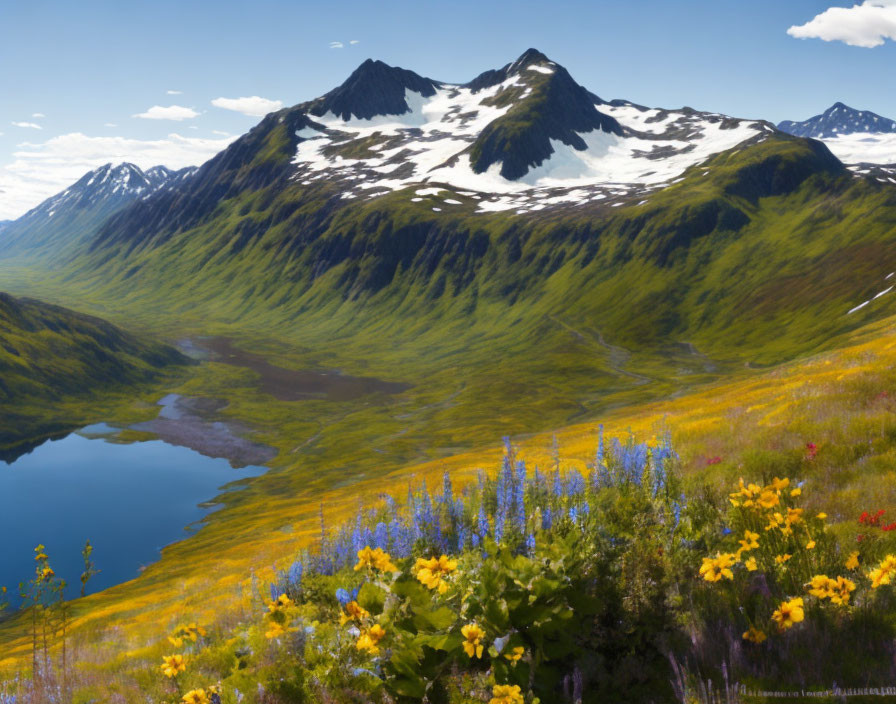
xmin=699 ymin=553 xmax=737 ymax=582
xmin=771 ymin=597 xmax=804 ymax=631
xmin=461 ymin=623 xmax=486 ymax=658
xmin=414 ymin=555 xmax=458 ymax=594
xmin=489 ymin=684 xmax=524 ymax=704
xmin=504 ymin=646 xmax=525 ymax=663
xmin=182 ymin=689 xmax=209 ymax=704
xmin=869 ymin=554 xmax=896 ymax=588
xmin=340 ymin=600 xmax=370 ymax=626
xmin=730 ymin=478 xmax=783 ymax=511
xmin=264 ymin=594 xmax=295 ymax=639
xmin=168 ymin=622 xmax=207 ymax=648
xmin=704 ymin=477 xmax=824 ymax=585
xmin=267 ymin=594 xmax=293 ymax=614
xmin=356 ymin=624 xmax=386 ymax=655
xmin=807 ymin=574 xmax=856 ymax=605
xmin=354 ymin=546 xmax=398 ymax=573
xmin=160 ymin=654 xmax=186 ymax=678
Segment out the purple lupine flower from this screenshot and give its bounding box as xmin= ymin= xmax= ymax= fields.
xmin=514 ymin=460 xmax=526 ymax=532
xmin=374 ymin=522 xmax=389 ymax=550
xmin=478 ymin=502 xmax=490 ymax=542
xmin=525 ymin=533 xmax=536 ymax=554
xmin=567 ymin=469 xmax=585 ymax=495
xmin=442 ymin=471 xmax=453 ymax=506
xmin=552 ymin=469 xmax=563 ymax=499
xmin=542 ymin=506 xmax=553 ymax=530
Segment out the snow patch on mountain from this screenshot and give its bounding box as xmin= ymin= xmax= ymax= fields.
xmin=291 ymin=72 xmax=769 ymax=213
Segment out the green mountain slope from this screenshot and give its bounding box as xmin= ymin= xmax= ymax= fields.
xmin=0 ymin=292 xmax=188 ymax=456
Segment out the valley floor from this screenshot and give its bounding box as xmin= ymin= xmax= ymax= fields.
xmin=3 ymin=283 xmax=896 ymax=685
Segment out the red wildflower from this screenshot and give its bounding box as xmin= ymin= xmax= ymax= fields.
xmin=706 ymin=456 xmax=722 ymax=466
xmin=806 ymin=443 xmax=817 ymax=460
xmin=884 ymin=522 xmax=896 ymax=532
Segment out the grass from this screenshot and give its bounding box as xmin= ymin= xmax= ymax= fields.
xmin=5 ymin=301 xmax=896 ymax=677
xmin=2 ymin=133 xmax=896 ymax=699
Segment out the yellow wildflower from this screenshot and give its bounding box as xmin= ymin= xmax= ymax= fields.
xmin=757 ymin=490 xmax=780 ymax=510
xmin=340 ymin=600 xmax=370 ymax=626
xmin=768 ymin=477 xmax=790 ymax=493
xmin=771 ymin=597 xmax=805 ymax=630
xmin=806 ymin=540 xmax=816 ymax=550
xmin=807 ymin=575 xmax=834 ymax=599
xmin=160 ymin=654 xmax=186 ymax=678
xmin=356 ymin=624 xmax=386 ymax=655
xmin=264 ymin=622 xmax=285 ymax=640
xmin=182 ymin=689 xmax=209 ymax=704
xmin=504 ymin=646 xmax=525 ymax=663
xmin=744 ymin=556 xmax=758 ymax=571
xmin=39 ymin=567 xmax=54 ymax=582
xmin=699 ymin=553 xmax=736 ymax=582
xmin=461 ymin=623 xmax=486 ymax=659
xmin=816 ymin=512 xmax=828 ymax=520
xmin=267 ymin=594 xmax=293 ymax=614
xmin=742 ymin=626 xmax=767 ymax=644
xmin=829 ymin=576 xmax=856 ymax=606
xmin=790 ymin=488 xmax=802 ymax=497
xmin=845 ymin=552 xmax=860 ymax=570
xmin=730 ymin=479 xmax=762 ymax=507
xmin=775 ymin=554 xmax=792 ymax=565
xmin=738 ymin=530 xmax=760 ymax=553
xmin=354 ymin=546 xmax=398 ymax=573
xmin=869 ymin=554 xmax=896 ymax=588
xmin=414 ymin=555 xmax=458 ymax=593
xmin=786 ymin=508 xmax=804 ymax=526
xmin=765 ymin=513 xmax=784 ymax=531
xmin=489 ymin=684 xmax=525 ymax=704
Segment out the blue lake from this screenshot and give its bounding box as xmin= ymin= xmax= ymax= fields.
xmin=0 ymin=426 xmax=266 ymax=601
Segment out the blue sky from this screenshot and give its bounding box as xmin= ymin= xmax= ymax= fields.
xmin=1 ymin=0 xmax=895 ymax=219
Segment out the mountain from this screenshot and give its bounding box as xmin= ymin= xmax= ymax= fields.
xmin=0 ymin=162 xmax=194 ymax=261
xmin=83 ymin=48 xmax=775 ymax=259
xmin=778 ymin=103 xmax=896 ymax=167
xmin=0 ymin=291 xmax=188 ymax=459
xmin=7 ymin=49 xmax=896 ymax=393
xmin=778 ymin=102 xmax=896 ymax=139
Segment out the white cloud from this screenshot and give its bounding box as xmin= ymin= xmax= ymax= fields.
xmin=12 ymin=121 xmax=42 ymax=130
xmin=788 ymin=0 xmax=896 ymax=47
xmin=166 ymin=89 xmax=183 ymax=95
xmin=212 ymin=130 xmax=231 ymax=136
xmin=32 ymin=113 xmax=45 ymax=119
xmin=0 ymin=131 xmax=236 ymax=219
xmin=211 ymin=95 xmax=283 ymax=117
xmin=350 ymin=40 xmax=360 ymax=45
xmin=132 ymin=104 xmax=200 ymax=120
xmin=104 ymin=122 xmax=118 ymax=128
xmin=329 ymin=41 xmax=344 ymax=49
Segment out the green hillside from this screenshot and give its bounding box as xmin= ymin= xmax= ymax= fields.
xmin=0 ymin=292 xmax=188 ymax=456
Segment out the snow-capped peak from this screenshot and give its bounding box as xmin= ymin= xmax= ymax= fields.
xmin=778 ymin=103 xmax=896 ymax=166
xmin=290 ymin=50 xmax=772 ymax=214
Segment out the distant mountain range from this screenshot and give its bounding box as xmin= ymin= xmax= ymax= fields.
xmin=0 ymin=162 xmax=195 ymax=261
xmin=778 ymin=102 xmax=896 ymax=166
xmin=778 ymin=102 xmax=896 ymax=139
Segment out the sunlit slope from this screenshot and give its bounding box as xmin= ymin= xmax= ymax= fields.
xmin=4 ymin=307 xmax=896 ymax=667
xmin=62 ymin=135 xmax=896 ymax=371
